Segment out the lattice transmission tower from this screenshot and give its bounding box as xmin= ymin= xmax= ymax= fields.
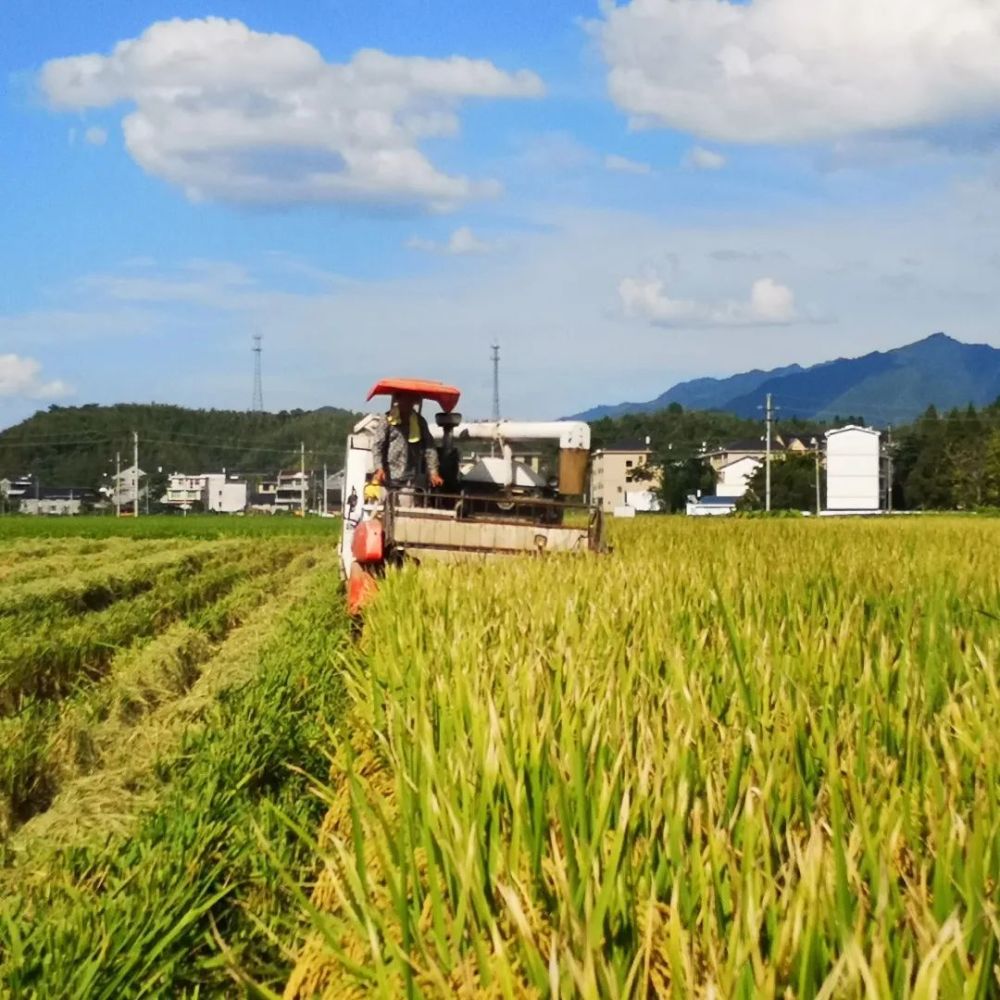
xmin=252 ymin=334 xmax=264 ymax=413
xmin=490 ymin=341 xmax=501 ymax=422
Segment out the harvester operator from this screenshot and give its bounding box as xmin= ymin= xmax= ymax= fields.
xmin=371 ymin=391 xmax=444 ymax=493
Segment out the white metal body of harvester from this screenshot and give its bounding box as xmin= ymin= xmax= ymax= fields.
xmin=340 ymin=378 xmax=604 ymax=612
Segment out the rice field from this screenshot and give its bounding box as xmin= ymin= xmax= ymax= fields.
xmin=1 ymin=515 xmax=998 ymax=997
xmin=287 ymin=517 xmax=1000 ymax=999
xmin=0 ymin=516 xmax=350 ymax=996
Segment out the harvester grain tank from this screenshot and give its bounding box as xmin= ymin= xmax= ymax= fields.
xmin=341 ymin=378 xmax=604 ymax=613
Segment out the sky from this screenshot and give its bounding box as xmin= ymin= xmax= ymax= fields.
xmin=3 ymin=0 xmax=1000 ymax=428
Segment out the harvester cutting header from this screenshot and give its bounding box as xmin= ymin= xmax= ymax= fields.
xmin=341 ymin=377 xmax=604 ymax=612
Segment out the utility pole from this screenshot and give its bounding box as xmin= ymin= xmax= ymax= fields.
xmin=133 ymin=430 xmax=139 ymax=518
xmin=763 ymin=393 xmax=774 ymax=512
xmin=323 ymin=462 xmax=328 ymax=516
xmin=811 ymin=437 xmax=821 ymax=515
xmin=300 ymin=442 xmax=306 ymax=516
xmin=115 ymin=451 xmax=121 ymax=518
xmin=886 ymin=425 xmax=893 ymax=513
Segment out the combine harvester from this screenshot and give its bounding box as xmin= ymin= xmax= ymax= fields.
xmin=341 ymin=378 xmax=604 ymax=613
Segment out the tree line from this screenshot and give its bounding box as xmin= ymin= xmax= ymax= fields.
xmin=0 ymin=403 xmax=359 ymax=492
xmin=892 ymin=401 xmax=1000 ymax=510
xmin=4 ymin=397 xmax=998 ymax=513
xmin=592 ymin=398 xmax=1000 ymax=512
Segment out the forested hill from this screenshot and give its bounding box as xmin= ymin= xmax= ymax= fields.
xmin=0 ymin=403 xmax=360 ymax=487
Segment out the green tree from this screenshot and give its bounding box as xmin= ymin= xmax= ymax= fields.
xmin=946 ymin=405 xmax=988 ymax=508
xmin=739 ymin=453 xmax=823 ymax=512
xmin=983 ymin=430 xmax=1000 ymax=506
xmin=655 ymin=455 xmax=716 ymax=512
xmin=900 ymin=405 xmax=954 ymax=509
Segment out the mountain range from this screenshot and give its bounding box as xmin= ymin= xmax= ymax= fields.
xmin=572 ymin=333 xmax=1000 ymax=425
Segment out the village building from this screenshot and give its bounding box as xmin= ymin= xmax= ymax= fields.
xmin=590 ymin=437 xmax=661 ymax=514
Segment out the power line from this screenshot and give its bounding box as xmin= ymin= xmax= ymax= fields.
xmin=0 ymin=437 xmax=118 ymax=449
xmin=747 ymin=392 xmax=994 ymax=422
xmin=0 ymin=430 xmax=115 ymax=443
xmin=0 ymin=434 xmax=347 ymax=473
xmin=8 ymin=410 xmax=999 ymax=460
xmin=139 ymin=436 xmax=346 ymax=459
xmin=595 ymin=400 xmax=1000 ymax=431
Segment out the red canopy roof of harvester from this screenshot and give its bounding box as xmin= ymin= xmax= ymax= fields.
xmin=366 ymin=378 xmax=461 ymax=413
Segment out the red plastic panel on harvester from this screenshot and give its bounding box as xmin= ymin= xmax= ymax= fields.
xmin=366 ymin=378 xmax=461 ymax=413
xmin=347 ymin=562 xmax=379 ymax=616
xmin=351 ymin=519 xmax=384 ymax=564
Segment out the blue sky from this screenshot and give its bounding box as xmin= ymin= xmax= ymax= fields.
xmin=3 ymin=0 xmax=1000 ymax=428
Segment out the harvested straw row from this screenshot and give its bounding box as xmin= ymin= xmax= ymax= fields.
xmin=0 ymin=541 xmax=311 ymax=843
xmin=5 ymin=546 xmax=337 ymax=865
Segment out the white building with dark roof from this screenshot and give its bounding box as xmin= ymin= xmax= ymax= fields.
xmin=163 ymin=473 xmax=247 ymax=513
xmin=275 ymin=470 xmax=309 ymax=511
xmin=701 ymin=437 xmax=777 ymax=472
xmin=19 ymin=486 xmax=100 ymax=516
xmin=110 ymin=465 xmax=147 ymax=512
xmin=715 ymin=455 xmax=762 ymax=499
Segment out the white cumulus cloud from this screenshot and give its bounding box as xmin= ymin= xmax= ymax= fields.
xmin=84 ymin=125 xmax=107 ymax=146
xmin=407 ymin=226 xmax=496 ymax=255
xmin=619 ymin=275 xmax=797 ymax=327
xmin=604 ymin=153 xmax=652 ymax=175
xmin=598 ymin=0 xmax=1000 ymax=144
xmin=0 ymin=355 xmax=72 ymax=399
xmin=40 ymin=17 xmax=544 ymax=209
xmin=684 ymin=146 xmax=726 ymax=171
